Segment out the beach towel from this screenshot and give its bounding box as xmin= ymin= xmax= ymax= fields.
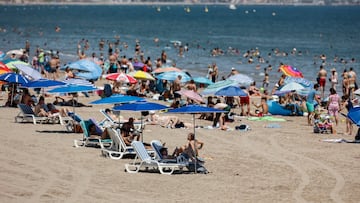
xmin=247 ymin=116 xmax=286 ymax=122
xmin=322 ymin=138 xmax=360 ymax=143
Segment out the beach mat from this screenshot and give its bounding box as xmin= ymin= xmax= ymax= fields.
xmin=322 ymin=138 xmax=360 ymax=143
xmin=247 ymin=116 xmax=286 ymax=122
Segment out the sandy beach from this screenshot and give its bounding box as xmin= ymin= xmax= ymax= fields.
xmin=0 ymin=87 xmax=360 ymax=203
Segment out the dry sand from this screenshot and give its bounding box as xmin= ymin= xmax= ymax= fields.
xmin=0 ymin=91 xmax=360 ymax=203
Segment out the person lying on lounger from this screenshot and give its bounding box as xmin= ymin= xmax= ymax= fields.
xmin=147 ymin=110 xmax=192 ymax=129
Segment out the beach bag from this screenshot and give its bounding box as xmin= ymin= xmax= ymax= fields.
xmin=235 ymin=124 xmax=250 ymax=131
xmin=103 ymin=84 xmax=112 ymax=98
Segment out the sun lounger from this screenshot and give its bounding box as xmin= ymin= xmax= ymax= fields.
xmin=98 ymin=109 xmax=145 ymax=131
xmin=73 ymin=119 xmax=112 ymax=148
xmin=151 ymin=140 xmax=189 ymax=165
xmin=15 ymin=103 xmax=52 ymax=124
xmin=125 ymin=141 xmax=186 ymax=175
xmin=100 ymin=128 xmax=136 ymax=159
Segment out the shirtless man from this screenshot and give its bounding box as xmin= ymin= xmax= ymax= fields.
xmin=172 ymin=75 xmax=182 ymax=100
xmin=251 ymin=97 xmax=269 ymax=116
xmin=211 ymin=62 xmax=218 ymax=83
xmin=348 ymin=67 xmax=357 ymax=99
xmin=48 ymin=56 xmax=58 ymax=79
xmin=317 ymin=65 xmax=327 ymax=100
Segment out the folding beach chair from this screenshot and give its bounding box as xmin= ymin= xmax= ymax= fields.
xmin=125 ymin=141 xmax=186 ymax=175
xmin=73 ymin=119 xmax=112 ymax=148
xmin=15 ymin=103 xmax=51 ymax=124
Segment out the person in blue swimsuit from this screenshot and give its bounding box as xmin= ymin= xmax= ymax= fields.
xmin=306 ymin=84 xmax=321 ymax=125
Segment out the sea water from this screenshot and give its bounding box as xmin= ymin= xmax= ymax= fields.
xmin=0 ymin=5 xmax=359 ymax=87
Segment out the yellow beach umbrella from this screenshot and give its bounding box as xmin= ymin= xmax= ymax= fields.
xmin=128 ymin=70 xmax=155 ymax=81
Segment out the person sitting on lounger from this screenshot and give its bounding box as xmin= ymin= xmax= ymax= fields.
xmin=173 ymin=133 xmax=204 ymax=162
xmin=34 ymin=96 xmax=53 ymax=117
xmin=120 ymin=117 xmax=142 ymax=145
xmin=88 ymin=123 xmax=110 ymax=140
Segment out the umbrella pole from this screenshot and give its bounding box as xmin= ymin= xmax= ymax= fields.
xmin=10 ymin=83 xmax=14 ymax=106
xmin=193 ymin=113 xmax=197 ymax=174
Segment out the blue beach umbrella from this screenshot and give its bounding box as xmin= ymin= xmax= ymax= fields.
xmin=23 ymin=78 xmax=66 ymax=88
xmin=348 ymin=107 xmax=360 ymax=127
xmin=0 ymin=72 xmax=29 ymax=84
xmin=214 ymin=86 xmax=247 ymax=97
xmin=201 ymin=80 xmax=238 ymax=96
xmin=48 ymin=84 xmax=97 ymax=94
xmin=167 ymin=104 xmax=227 ymax=135
xmin=61 ymin=59 xmax=102 ymax=81
xmin=193 ymin=77 xmax=214 ymax=85
xmin=227 ymin=73 xmax=254 ymax=86
xmin=90 ymin=94 xmax=145 ymax=105
xmin=48 ymin=84 xmax=98 ymax=115
xmin=156 ymin=71 xmax=191 ymax=82
xmin=113 ymin=101 xmax=169 ymax=141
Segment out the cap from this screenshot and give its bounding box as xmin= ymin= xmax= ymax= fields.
xmin=331 ymin=68 xmax=336 ymax=72
xmin=149 ymin=110 xmax=156 ymax=114
xmin=231 ymin=67 xmax=235 ymax=70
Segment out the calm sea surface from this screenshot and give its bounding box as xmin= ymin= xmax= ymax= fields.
xmin=0 ymin=5 xmax=359 ymax=85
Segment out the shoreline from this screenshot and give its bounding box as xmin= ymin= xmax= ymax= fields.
xmin=0 ymin=2 xmax=359 ymax=6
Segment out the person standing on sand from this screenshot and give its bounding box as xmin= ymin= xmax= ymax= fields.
xmin=306 ymin=84 xmax=321 ymax=126
xmin=317 ymin=65 xmax=327 ymax=100
xmin=211 ymin=62 xmax=218 ymax=83
xmin=329 ymin=68 xmax=338 ymax=91
xmin=348 ymin=67 xmax=357 ymax=99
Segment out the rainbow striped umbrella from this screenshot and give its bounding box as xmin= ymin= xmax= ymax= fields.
xmin=279 ymin=65 xmax=303 ymax=78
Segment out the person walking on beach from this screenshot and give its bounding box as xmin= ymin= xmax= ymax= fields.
xmin=317 ymin=65 xmax=327 ymax=100
xmin=306 ymin=84 xmax=321 ymax=126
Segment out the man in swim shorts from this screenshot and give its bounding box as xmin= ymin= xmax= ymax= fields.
xmin=306 ymin=84 xmax=321 ymax=126
xmin=317 ymin=65 xmax=327 ymax=99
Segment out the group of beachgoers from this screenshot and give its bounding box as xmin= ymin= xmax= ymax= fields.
xmin=2 ymin=37 xmax=359 ymax=139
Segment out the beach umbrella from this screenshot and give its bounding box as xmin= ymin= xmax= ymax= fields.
xmin=0 ymin=51 xmax=5 ymax=60
xmin=347 ymin=107 xmax=360 ymax=127
xmin=201 ymin=80 xmax=238 ymax=96
xmin=167 ymin=105 xmax=226 ymax=135
xmin=0 ymin=72 xmax=29 ymax=105
xmin=176 ymin=89 xmax=204 ymax=103
xmin=13 ymin=63 xmax=42 ymax=80
xmin=193 ymin=77 xmax=214 ymax=85
xmin=4 ymin=60 xmax=29 ymax=71
xmin=133 ymin=61 xmax=145 ymax=70
xmin=167 ymin=104 xmax=227 ymax=173
xmin=63 ymin=78 xmax=94 ymax=86
xmin=279 ymin=65 xmax=303 ymax=78
xmin=23 ymin=78 xmax=66 ymax=88
xmin=152 ymin=67 xmax=182 ymax=74
xmin=48 ymin=84 xmax=98 ymax=113
xmin=6 ymin=49 xmax=23 ymax=57
xmin=113 ymin=101 xmax=169 ymax=141
xmin=0 ymin=72 xmax=29 ymax=84
xmin=105 ymin=72 xmax=137 ymax=84
xmin=227 ymin=73 xmax=254 ymax=86
xmin=284 ymin=76 xmax=312 ymax=88
xmin=90 ymin=94 xmax=145 ymax=105
xmin=128 ymin=70 xmax=155 ymax=81
xmin=156 ymin=71 xmax=191 ymax=82
xmin=0 ymin=62 xmax=12 ymax=75
xmin=61 ymin=59 xmax=102 ymax=80
xmin=279 ymin=82 xmax=305 ymax=92
xmin=214 ymin=85 xmax=247 ymax=97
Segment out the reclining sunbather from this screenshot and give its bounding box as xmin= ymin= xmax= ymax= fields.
xmin=173 ymin=133 xmax=204 ymax=162
xmin=88 ymin=123 xmax=110 ymax=140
